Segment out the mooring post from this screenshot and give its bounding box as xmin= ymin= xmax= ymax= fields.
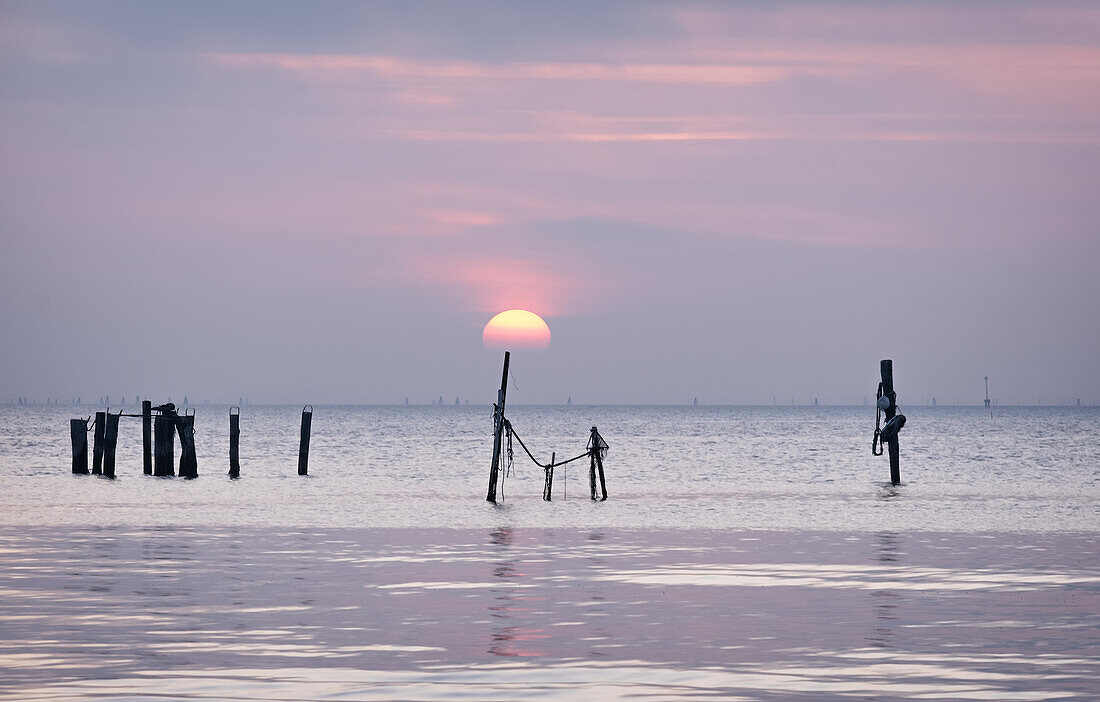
xmin=70 ymin=419 xmax=88 ymax=474
xmin=176 ymin=411 xmax=198 ymax=479
xmin=102 ymin=412 xmax=119 ymax=479
xmin=91 ymin=411 xmax=105 ymax=475
xmin=153 ymin=412 xmax=175 ymax=477
xmin=298 ymin=405 xmax=312 ymax=476
xmin=141 ymin=400 xmax=152 ymax=475
xmin=229 ymin=406 xmax=240 ymax=478
xmin=486 ymin=351 xmax=511 ymax=502
xmin=881 ymin=360 xmax=901 ymax=485
xmin=543 ymin=451 xmax=555 ymax=501
xmin=588 ymin=426 xmax=608 ymax=501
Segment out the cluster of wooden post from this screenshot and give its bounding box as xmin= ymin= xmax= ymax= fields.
xmin=70 ymin=402 xmax=315 ymax=479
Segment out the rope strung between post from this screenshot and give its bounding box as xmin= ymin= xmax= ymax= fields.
xmin=503 ymin=418 xmax=591 ymax=470
xmin=872 ymin=381 xmax=884 ymax=456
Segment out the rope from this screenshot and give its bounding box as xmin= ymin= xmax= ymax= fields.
xmin=503 ymin=419 xmax=591 ymax=470
xmin=872 ymin=382 xmax=884 ymax=456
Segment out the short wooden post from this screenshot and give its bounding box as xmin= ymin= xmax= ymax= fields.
xmin=176 ymin=412 xmax=198 ymax=479
xmin=70 ymin=419 xmax=88 ymax=474
xmin=228 ymin=407 xmax=240 ymax=478
xmin=486 ymin=351 xmax=510 ymax=502
xmin=91 ymin=411 xmax=105 ymax=475
xmin=543 ymin=451 xmax=555 ymax=501
xmin=102 ymin=412 xmax=119 ymax=479
xmin=590 ymin=426 xmax=608 ymax=501
xmin=142 ymin=400 xmax=152 ymax=475
xmin=154 ymin=413 xmax=175 ymax=477
xmin=881 ymin=360 xmax=901 ymax=485
xmin=298 ymin=405 xmax=312 ymax=475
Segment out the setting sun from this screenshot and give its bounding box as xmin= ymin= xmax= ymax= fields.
xmin=482 ymin=309 xmax=551 ymax=349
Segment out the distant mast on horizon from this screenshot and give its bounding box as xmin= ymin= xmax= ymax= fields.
xmin=984 ymin=376 xmax=991 ymax=408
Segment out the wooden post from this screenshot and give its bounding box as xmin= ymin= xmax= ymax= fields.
xmin=589 ymin=426 xmax=608 ymax=501
xmin=176 ymin=412 xmax=198 ymax=479
xmin=298 ymin=405 xmax=312 ymax=476
xmin=91 ymin=411 xmax=105 ymax=475
xmin=70 ymin=419 xmax=88 ymax=474
xmin=229 ymin=407 xmax=240 ymax=478
xmin=142 ymin=400 xmax=152 ymax=475
xmin=154 ymin=413 xmax=175 ymax=477
xmin=881 ymin=360 xmax=900 ymax=485
xmin=543 ymin=451 xmax=554 ymax=501
xmin=102 ymin=412 xmax=119 ymax=478
xmin=486 ymin=351 xmax=511 ymax=502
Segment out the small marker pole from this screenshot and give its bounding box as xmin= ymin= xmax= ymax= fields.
xmin=229 ymin=407 xmax=240 ymax=478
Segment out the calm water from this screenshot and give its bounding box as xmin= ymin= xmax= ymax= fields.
xmin=0 ymin=405 xmax=1097 ymax=699
xmin=0 ymin=404 xmax=1098 ymax=530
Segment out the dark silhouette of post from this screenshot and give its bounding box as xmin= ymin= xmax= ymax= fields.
xmin=177 ymin=412 xmax=197 ymax=479
xmin=298 ymin=405 xmax=312 ymax=475
xmin=141 ymin=400 xmax=152 ymax=475
xmin=589 ymin=426 xmax=608 ymax=501
xmin=543 ymin=451 xmax=555 ymax=501
xmin=102 ymin=412 xmax=119 ymax=478
xmin=229 ymin=407 xmax=240 ymax=478
xmin=91 ymin=411 xmax=105 ymax=475
xmin=70 ymin=419 xmax=88 ymax=474
xmin=486 ymin=351 xmax=510 ymax=502
xmin=881 ymin=360 xmax=900 ymax=485
xmin=154 ymin=412 xmax=175 ymax=477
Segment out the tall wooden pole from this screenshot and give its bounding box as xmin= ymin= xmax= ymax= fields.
xmin=141 ymin=400 xmax=152 ymax=475
xmin=486 ymin=351 xmax=510 ymax=503
xmin=229 ymin=407 xmax=240 ymax=478
xmin=298 ymin=405 xmax=312 ymax=476
xmin=880 ymin=360 xmax=900 ymax=485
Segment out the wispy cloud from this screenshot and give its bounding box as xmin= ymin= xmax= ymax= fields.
xmin=209 ymin=52 xmax=789 ymax=85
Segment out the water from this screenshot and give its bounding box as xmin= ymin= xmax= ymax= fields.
xmin=1 ymin=404 xmax=1097 ymax=530
xmin=0 ymin=405 xmax=1097 ymax=699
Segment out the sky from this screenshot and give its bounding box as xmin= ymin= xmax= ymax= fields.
xmin=1 ymin=1 xmax=1098 ymax=405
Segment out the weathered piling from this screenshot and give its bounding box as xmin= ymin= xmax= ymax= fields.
xmin=153 ymin=412 xmax=175 ymax=477
xmin=880 ymin=359 xmax=901 ymax=485
xmin=142 ymin=400 xmax=152 ymax=475
xmin=589 ymin=426 xmax=608 ymax=501
xmin=102 ymin=412 xmax=119 ymax=478
xmin=70 ymin=419 xmax=88 ymax=474
xmin=228 ymin=407 xmax=240 ymax=478
xmin=487 ymin=351 xmax=511 ymax=502
xmin=91 ymin=411 xmax=105 ymax=475
xmin=543 ymin=451 xmax=555 ymax=501
xmin=177 ymin=411 xmax=198 ymax=479
xmin=298 ymin=405 xmax=313 ymax=476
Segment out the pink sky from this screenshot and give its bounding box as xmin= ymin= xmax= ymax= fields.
xmin=1 ymin=1 xmax=1098 ymax=404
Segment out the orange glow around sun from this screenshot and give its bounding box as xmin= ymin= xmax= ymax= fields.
xmin=483 ymin=310 xmax=551 ymax=349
